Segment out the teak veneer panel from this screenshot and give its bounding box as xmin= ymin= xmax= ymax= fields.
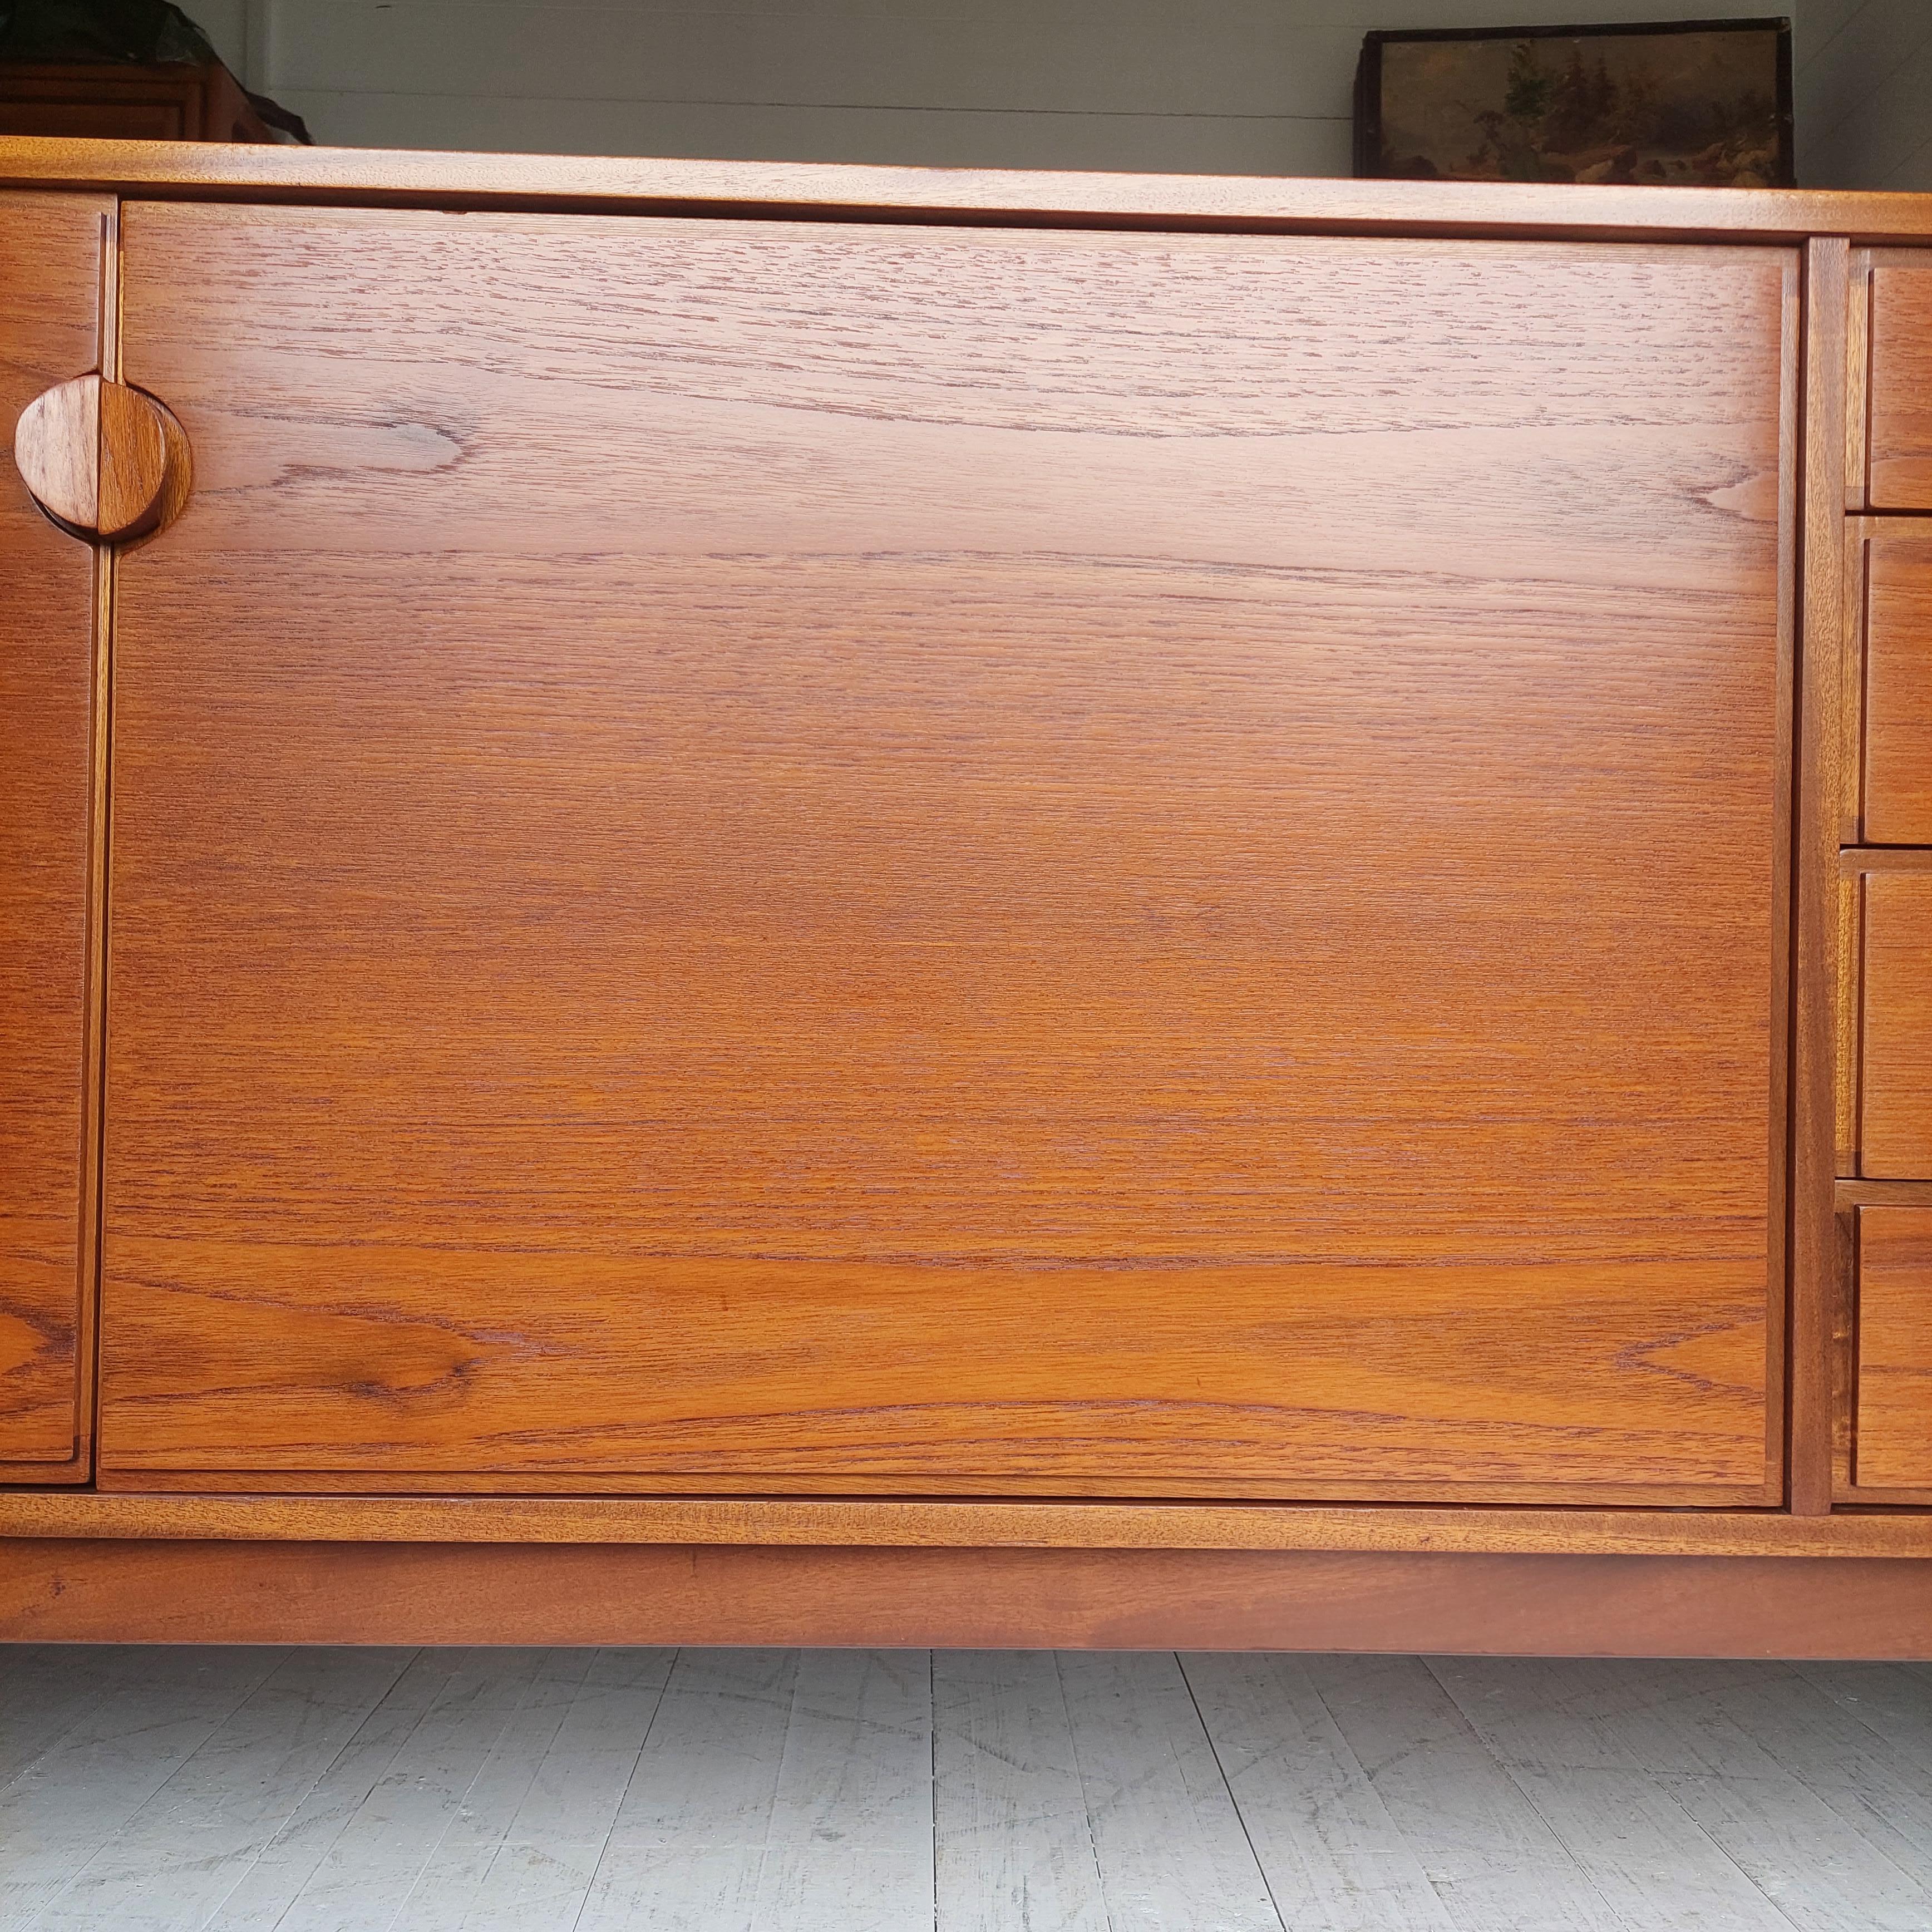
xmin=1860 ymin=874 xmax=1932 ymax=1179
xmin=6 ymin=1493 xmax=1932 ymax=1559
xmin=4 ymin=1542 xmax=1930 ymax=1656
xmin=1855 ymin=1207 xmax=1932 ymax=1490
xmin=101 ymin=206 xmax=1791 ymax=1498
xmin=1869 ymin=255 xmax=1932 ymax=510
xmin=7 ymin=136 xmax=1932 ymax=241
xmin=1793 ymin=238 xmax=1850 ymax=1512
xmin=0 ymin=190 xmax=109 ymax=1477
xmin=1864 ymin=534 xmax=1932 ymax=846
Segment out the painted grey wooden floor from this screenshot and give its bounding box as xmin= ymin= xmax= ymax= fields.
xmin=2 ymin=1649 xmax=1930 ymax=1931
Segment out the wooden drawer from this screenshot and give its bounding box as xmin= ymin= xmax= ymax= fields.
xmin=1863 ymin=536 xmax=1932 ymax=845
xmin=1855 ymin=1207 xmax=1932 ymax=1491
xmin=1868 ymin=257 xmax=1932 ymax=510
xmin=1861 ymin=872 xmax=1932 ymax=1177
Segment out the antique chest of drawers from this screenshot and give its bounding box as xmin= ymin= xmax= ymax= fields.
xmin=1 ymin=139 xmax=1929 ymax=1651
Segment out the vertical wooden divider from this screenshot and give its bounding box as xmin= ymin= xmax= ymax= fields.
xmin=1791 ymin=235 xmax=1850 ymax=1514
xmin=1765 ymin=248 xmax=1801 ymax=1494
xmin=74 ymin=204 xmax=121 ymax=1481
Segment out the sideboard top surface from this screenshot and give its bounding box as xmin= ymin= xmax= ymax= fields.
xmin=3 ymin=134 xmax=1931 ymax=240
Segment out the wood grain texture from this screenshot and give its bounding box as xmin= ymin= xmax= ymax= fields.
xmin=12 ymin=371 xmax=97 ymax=529
xmin=12 ymin=372 xmax=176 ymax=541
xmin=1835 ymin=1201 xmax=1858 ymax=1499
xmin=1837 ymin=871 xmax=1861 ymax=1176
xmin=85 ymin=1468 xmax=1776 ymax=1505
xmin=1843 ymin=1181 xmax=1930 ymax=1497
xmin=6 ymin=137 xmax=1932 ymax=240
xmin=1793 ymin=235 xmax=1850 ymax=1516
xmin=1839 ymin=1178 xmax=1932 ymax=1207
xmin=1860 ymin=873 xmax=1932 ymax=1179
xmin=1864 ymin=533 xmax=1932 ymax=846
xmin=1869 ymin=254 xmax=1932 ymax=510
xmin=1847 ymin=253 xmax=1871 ymax=514
xmin=8 ymin=1493 xmax=1932 ymax=1556
xmin=1855 ymin=1207 xmax=1932 ymax=1492
xmin=93 ymin=378 xmax=171 ymax=540
xmin=0 ymin=190 xmax=109 ymax=1477
xmin=1841 ymin=523 xmax=1866 ymax=849
xmin=1843 ymin=849 xmax=1932 ymax=875
xmin=1836 ymin=526 xmax=1866 ymax=1166
xmin=3 ymin=1542 xmax=1931 ymax=1654
xmin=102 ymin=206 xmax=1791 ymax=1499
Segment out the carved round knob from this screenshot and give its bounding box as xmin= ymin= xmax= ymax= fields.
xmin=13 ymin=373 xmax=183 ymax=543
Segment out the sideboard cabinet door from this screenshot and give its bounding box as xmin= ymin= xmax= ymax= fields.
xmin=0 ymin=191 xmax=110 ymax=1478
xmin=99 ymin=206 xmax=1795 ymax=1501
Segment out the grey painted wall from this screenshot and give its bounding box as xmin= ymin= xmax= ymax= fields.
xmin=1799 ymin=1 xmax=1931 ymax=189
xmin=185 ymin=2 xmax=1916 ymax=190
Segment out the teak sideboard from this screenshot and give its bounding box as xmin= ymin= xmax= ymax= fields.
xmin=2 ymin=139 xmax=1930 ymax=1653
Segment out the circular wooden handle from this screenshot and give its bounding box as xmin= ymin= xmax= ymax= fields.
xmin=13 ymin=373 xmax=183 ymax=542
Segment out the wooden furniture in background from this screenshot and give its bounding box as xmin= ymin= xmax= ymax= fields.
xmin=0 ymin=139 xmax=1926 ymax=1647
xmin=0 ymin=62 xmax=270 ymax=144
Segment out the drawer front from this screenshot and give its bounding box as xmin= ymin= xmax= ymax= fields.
xmin=1869 ymin=259 xmax=1932 ymax=511
xmin=1865 ymin=537 xmax=1932 ymax=845
xmin=1861 ymin=874 xmax=1932 ymax=1178
xmin=99 ymin=208 xmax=1791 ymax=1500
xmin=1856 ymin=1208 xmax=1932 ymax=1491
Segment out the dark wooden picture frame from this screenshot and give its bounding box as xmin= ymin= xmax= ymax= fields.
xmin=1354 ymin=17 xmax=1793 ymax=187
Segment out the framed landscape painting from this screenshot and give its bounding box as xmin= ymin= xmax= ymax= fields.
xmin=1354 ymin=17 xmax=1793 ymax=187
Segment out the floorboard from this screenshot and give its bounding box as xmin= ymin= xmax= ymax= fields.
xmin=0 ymin=1645 xmax=151 ymax=1796
xmin=1055 ymin=1650 xmax=1282 ymax=1931
xmin=574 ymin=1647 xmax=935 ymax=1932
xmin=1294 ymin=1654 xmax=1635 ymax=1932
xmin=385 ymin=1648 xmax=676 ymax=1932
xmin=1793 ymin=1662 xmax=1932 ymax=1773
xmin=0 ymin=1648 xmax=289 ymax=1930
xmin=933 ymin=1650 xmax=1109 ymax=1932
xmin=0 ymin=1649 xmax=1927 ymax=1931
xmin=1426 ymin=1656 xmax=1801 ymax=1932
xmin=262 ymin=1648 xmax=559 ymax=1932
xmin=196 ymin=1649 xmax=474 ymax=1930
xmin=27 ymin=1648 xmax=415 ymax=1932
xmin=1530 ymin=1658 xmax=1932 ymax=1932
xmin=1181 ymin=1652 xmax=1457 ymax=1932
